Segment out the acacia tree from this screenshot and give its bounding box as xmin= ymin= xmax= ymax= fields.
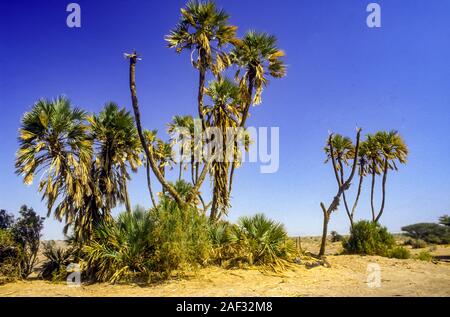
xmin=319 ymin=129 xmax=362 ymax=257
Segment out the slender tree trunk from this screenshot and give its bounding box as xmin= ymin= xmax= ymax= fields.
xmin=146 ymin=158 xmax=157 ymax=209
xmin=370 ymin=160 xmax=376 ymax=222
xmin=350 ymin=169 xmax=364 ymax=228
xmin=123 ymin=177 xmax=132 ymax=214
xmin=375 ymin=158 xmax=388 ymax=223
xmin=339 ymin=160 xmax=353 ymax=227
xmin=228 ymin=73 xmax=255 ymax=196
xmin=127 ymin=52 xmax=185 ymax=207
xmin=319 ymin=203 xmax=329 ymax=257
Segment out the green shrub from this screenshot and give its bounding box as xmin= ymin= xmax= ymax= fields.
xmin=343 ymin=220 xmax=395 ymax=256
xmin=401 ymin=223 xmax=450 ymax=244
xmin=40 ymin=241 xmax=73 ymax=281
xmin=404 ymin=238 xmax=427 ymax=249
xmin=84 ymin=198 xmax=212 ymax=283
xmin=387 ymin=246 xmax=411 ymax=259
xmin=0 ymin=229 xmax=21 ymax=282
xmin=330 ymin=231 xmax=344 ymax=242
xmin=228 ymin=214 xmax=296 ymax=269
xmin=416 ymin=251 xmax=433 ymax=262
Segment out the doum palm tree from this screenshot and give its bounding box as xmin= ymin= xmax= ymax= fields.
xmin=88 ymin=103 xmax=142 ymax=214
xmin=15 ymin=96 xmax=102 ymax=242
xmin=371 ymin=130 xmax=408 ymax=223
xmin=228 ymin=31 xmax=287 ymax=193
xmin=166 ymin=0 xmax=238 ymax=128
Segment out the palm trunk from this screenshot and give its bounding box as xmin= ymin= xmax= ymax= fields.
xmin=228 ymin=73 xmax=255 ymax=196
xmin=375 ymin=158 xmax=388 ymax=223
xmin=319 ymin=203 xmax=329 ymax=257
xmin=127 ymin=52 xmax=185 ymax=207
xmin=370 ymin=160 xmax=376 ymax=222
xmin=350 ymin=169 xmax=364 ymax=228
xmin=339 ymin=160 xmax=352 ymax=227
xmin=123 ymin=177 xmax=132 ymax=214
xmin=146 ymin=159 xmax=157 ymax=209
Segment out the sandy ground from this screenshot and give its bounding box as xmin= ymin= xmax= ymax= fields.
xmin=1 ymin=240 xmax=449 ymax=297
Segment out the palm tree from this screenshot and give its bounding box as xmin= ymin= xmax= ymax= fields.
xmin=372 ymin=130 xmax=408 ymax=223
xmin=88 ymin=103 xmax=142 ymax=214
xmin=15 ymin=96 xmax=96 ymax=241
xmin=228 ymin=31 xmax=287 ymax=192
xmin=324 ymin=134 xmax=356 ymax=227
xmin=363 ymin=134 xmax=383 ymax=222
xmin=319 ymin=129 xmax=362 ymax=257
xmin=166 ymin=0 xmax=238 ymax=128
xmin=143 ymin=129 xmax=158 ymax=208
xmin=204 ymin=78 xmax=241 ymax=221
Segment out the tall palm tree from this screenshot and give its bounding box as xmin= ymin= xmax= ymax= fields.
xmin=15 ymin=96 xmax=96 ymax=241
xmin=204 ymin=78 xmax=241 ymax=221
xmin=166 ymin=0 xmax=238 ymax=128
xmin=228 ymin=31 xmax=287 ymax=192
xmin=319 ymin=129 xmax=362 ymax=257
xmin=88 ymin=103 xmax=142 ymax=214
xmin=372 ymin=130 xmax=408 ymax=223
xmin=363 ymin=134 xmax=383 ymax=222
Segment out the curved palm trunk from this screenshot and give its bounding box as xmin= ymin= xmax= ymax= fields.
xmin=370 ymin=160 xmax=376 ymax=222
xmin=374 ymin=158 xmax=388 ymax=223
xmin=127 ymin=52 xmax=185 ymax=207
xmin=146 ymin=158 xmax=157 ymax=209
xmin=339 ymin=160 xmax=353 ymax=227
xmin=350 ymin=169 xmax=365 ymax=227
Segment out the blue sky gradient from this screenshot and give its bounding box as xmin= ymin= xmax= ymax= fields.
xmin=1 ymin=0 xmax=449 ymax=239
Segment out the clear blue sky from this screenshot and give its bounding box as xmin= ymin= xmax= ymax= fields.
xmin=1 ymin=0 xmax=449 ymax=239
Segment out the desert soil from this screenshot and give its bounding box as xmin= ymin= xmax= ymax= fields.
xmin=1 ymin=240 xmax=449 ymax=297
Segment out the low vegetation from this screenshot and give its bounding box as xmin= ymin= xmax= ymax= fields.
xmin=342 ymin=220 xmax=395 ymax=256
xmin=401 ymin=222 xmax=450 ymax=245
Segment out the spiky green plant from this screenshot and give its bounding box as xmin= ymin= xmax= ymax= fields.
xmin=229 ymin=214 xmax=296 ymax=269
xmin=40 ymin=241 xmax=73 ymax=280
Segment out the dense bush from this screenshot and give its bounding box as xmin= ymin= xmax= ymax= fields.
xmin=0 ymin=229 xmax=21 ymax=282
xmin=343 ymin=220 xmax=395 ymax=256
xmin=387 ymin=246 xmax=411 ymax=259
xmin=0 ymin=206 xmax=44 ymax=279
xmin=84 ymin=201 xmax=211 ymax=283
xmin=401 ymin=223 xmax=450 ymax=244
